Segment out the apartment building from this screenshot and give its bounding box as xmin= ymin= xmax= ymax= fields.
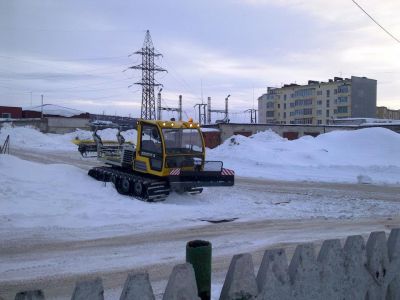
xmin=377 ymin=106 xmax=400 ymax=120
xmin=258 ymin=76 xmax=377 ymax=125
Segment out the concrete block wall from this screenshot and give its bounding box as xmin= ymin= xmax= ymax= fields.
xmin=206 ymin=123 xmax=400 ymax=144
xmin=10 ymin=228 xmax=400 ymax=300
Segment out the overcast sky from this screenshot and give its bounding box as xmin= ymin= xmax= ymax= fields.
xmin=1 ymin=0 xmax=399 ymax=121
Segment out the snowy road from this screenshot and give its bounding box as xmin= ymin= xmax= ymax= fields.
xmin=1 ymin=146 xmax=400 ymax=299
xmin=1 ymin=216 xmax=399 ymax=299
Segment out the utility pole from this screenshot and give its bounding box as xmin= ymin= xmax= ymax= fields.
xmin=178 ymin=95 xmax=182 ymax=121
xmin=158 ymin=92 xmax=183 ymax=121
xmin=225 ymin=94 xmax=230 ymax=121
xmin=129 ymin=30 xmax=166 ymax=120
xmin=207 ymin=97 xmax=211 ymax=124
xmin=157 ymin=88 xmax=162 ymax=120
xmin=194 ymin=103 xmax=207 ymax=125
xmin=245 ymin=108 xmax=258 ymax=123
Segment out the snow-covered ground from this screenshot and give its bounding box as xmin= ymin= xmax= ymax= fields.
xmin=1 ymin=124 xmax=400 ymax=185
xmin=1 ymin=124 xmax=399 ymax=231
xmin=1 ymin=125 xmax=400 ymax=300
xmin=1 ymin=154 xmax=399 ymax=232
xmin=209 ymin=127 xmax=400 ymax=185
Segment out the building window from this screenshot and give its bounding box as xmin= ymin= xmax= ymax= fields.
xmin=334 ymin=89 xmax=337 ymax=94
xmin=284 ymin=103 xmax=287 ymax=109
xmin=317 ymin=120 xmax=322 ymax=125
xmin=326 ymin=90 xmax=330 ymax=97
xmin=317 ymin=91 xmax=322 ymax=96
xmin=284 ymin=94 xmax=287 ymax=101
xmin=1 ymin=113 xmax=11 ymax=118
xmin=303 ymin=108 xmax=313 ymax=115
xmin=338 ymin=85 xmax=349 ymax=93
xmin=294 ymin=88 xmax=314 ymax=97
xmin=278 ymin=103 xmax=280 ymax=109
xmin=291 ymin=108 xmax=313 ymax=116
xmin=266 ymin=111 xmax=274 ymax=117
xmin=294 ymin=99 xmax=313 ymax=106
xmin=266 ymin=101 xmax=274 ymax=109
xmin=326 ymin=110 xmax=330 ymax=117
xmin=317 ymin=100 xmax=322 ymax=105
xmin=283 ymin=112 xmax=286 ymax=118
xmin=327 ymin=99 xmax=330 ymax=108
xmin=317 ymin=109 xmax=322 ymax=115
xmin=337 ymin=106 xmax=348 ymax=113
xmin=294 ymin=118 xmax=313 ymax=124
xmin=338 ymin=96 xmax=348 ymax=103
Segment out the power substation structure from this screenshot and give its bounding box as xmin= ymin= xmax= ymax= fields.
xmin=157 ymin=90 xmax=183 ymax=121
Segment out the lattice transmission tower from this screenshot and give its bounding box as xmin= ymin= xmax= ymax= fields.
xmin=129 ymin=30 xmax=166 ymax=120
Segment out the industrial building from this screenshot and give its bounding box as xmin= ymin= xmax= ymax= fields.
xmin=258 ymin=76 xmax=377 ymax=125
xmin=0 ymin=104 xmax=90 ymax=134
xmin=0 ymin=106 xmax=23 ymax=119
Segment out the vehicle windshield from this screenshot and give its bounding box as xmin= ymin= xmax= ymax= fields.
xmin=162 ymin=128 xmax=203 ymax=154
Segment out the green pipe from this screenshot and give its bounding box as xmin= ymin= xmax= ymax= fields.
xmin=186 ymin=240 xmax=212 ymax=300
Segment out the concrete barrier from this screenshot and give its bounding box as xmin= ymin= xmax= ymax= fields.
xmin=71 ymin=277 xmax=104 ymax=300
xmin=10 ymin=228 xmax=400 ymax=300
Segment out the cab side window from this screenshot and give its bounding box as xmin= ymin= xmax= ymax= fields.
xmin=141 ymin=124 xmax=162 ymax=155
xmin=140 ymin=124 xmax=163 ymax=171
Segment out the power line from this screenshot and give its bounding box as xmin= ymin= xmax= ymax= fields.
xmin=351 ymin=0 xmax=400 ymax=44
xmin=0 ymin=54 xmax=128 ymax=62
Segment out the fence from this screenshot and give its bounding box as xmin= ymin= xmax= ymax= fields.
xmin=0 ymin=135 xmax=10 ymax=154
xmin=10 ymin=228 xmax=400 ymax=300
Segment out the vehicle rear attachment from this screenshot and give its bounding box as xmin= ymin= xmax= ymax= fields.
xmin=168 ymin=161 xmax=234 ymax=191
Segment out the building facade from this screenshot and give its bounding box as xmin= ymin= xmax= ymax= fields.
xmin=377 ymin=106 xmax=400 ymax=120
xmin=258 ymin=76 xmax=377 ymax=125
xmin=0 ymin=106 xmax=22 ymax=119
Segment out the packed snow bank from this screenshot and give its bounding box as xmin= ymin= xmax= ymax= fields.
xmin=208 ymin=128 xmax=400 ymax=185
xmin=1 ymin=155 xmax=399 ymax=231
xmin=0 ymin=124 xmax=137 ymax=151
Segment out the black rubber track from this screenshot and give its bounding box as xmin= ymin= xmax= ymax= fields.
xmin=88 ymin=166 xmax=170 ymax=202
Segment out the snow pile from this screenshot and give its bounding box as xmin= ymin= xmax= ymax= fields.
xmin=0 ymin=124 xmax=137 ymax=151
xmin=209 ymin=128 xmax=400 ymax=184
xmin=1 ymin=155 xmax=399 ymax=230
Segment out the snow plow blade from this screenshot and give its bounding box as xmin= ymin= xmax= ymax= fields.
xmin=169 ymin=168 xmax=234 ymax=190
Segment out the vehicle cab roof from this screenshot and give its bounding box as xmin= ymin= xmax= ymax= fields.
xmin=139 ymin=119 xmax=201 ymax=129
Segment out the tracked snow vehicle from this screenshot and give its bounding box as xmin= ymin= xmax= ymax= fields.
xmin=82 ymin=119 xmax=234 ymax=201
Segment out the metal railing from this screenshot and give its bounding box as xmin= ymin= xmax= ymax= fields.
xmin=1 ymin=134 xmax=10 ymax=154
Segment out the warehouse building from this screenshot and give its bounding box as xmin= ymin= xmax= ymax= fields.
xmin=0 ymin=104 xmax=90 ymax=133
xmin=0 ymin=106 xmax=23 ymax=119
xmin=258 ymin=76 xmax=377 ymax=125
